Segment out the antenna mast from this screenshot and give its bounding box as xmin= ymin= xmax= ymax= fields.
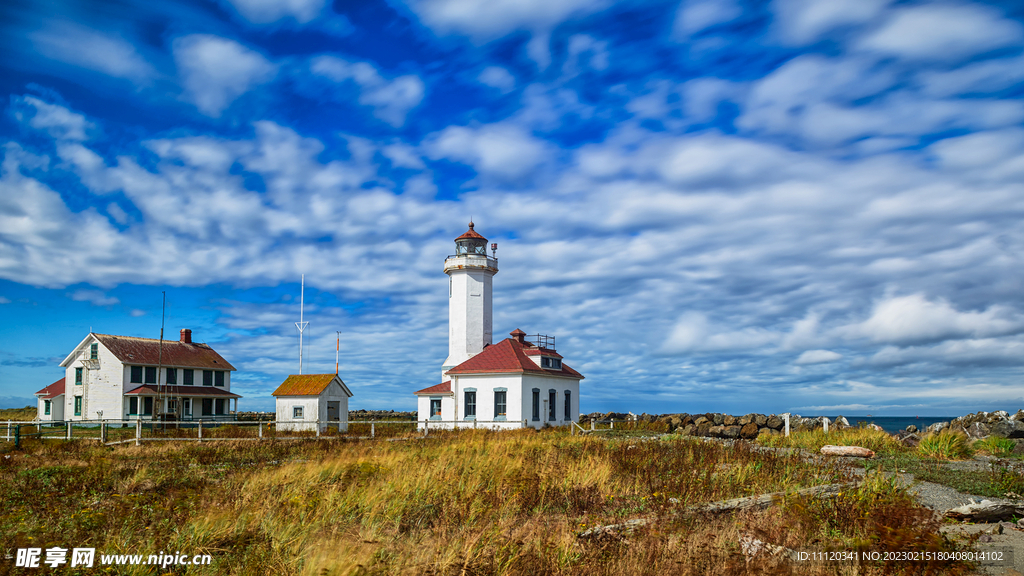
xmin=156 ymin=291 xmax=166 ymax=422
xmin=295 ymin=275 xmax=309 ymax=374
xmin=336 ymin=331 xmax=341 ymax=375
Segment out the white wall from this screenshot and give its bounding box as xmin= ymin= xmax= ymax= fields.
xmin=37 ymin=395 xmax=64 ymax=421
xmin=276 ymin=380 xmax=350 ymax=432
xmin=442 ymin=255 xmax=496 ymax=379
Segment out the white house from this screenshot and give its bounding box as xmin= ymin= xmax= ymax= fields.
xmin=272 ymin=373 xmax=353 ymax=432
xmin=415 ymin=222 xmax=584 ymax=429
xmin=52 ymin=329 xmax=241 ymax=421
xmin=34 ymin=377 xmax=66 ymax=421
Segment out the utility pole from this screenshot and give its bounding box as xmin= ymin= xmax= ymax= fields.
xmin=295 ymin=275 xmax=308 ymax=374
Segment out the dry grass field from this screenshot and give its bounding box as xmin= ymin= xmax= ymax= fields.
xmin=0 ymin=428 xmax=978 ymax=575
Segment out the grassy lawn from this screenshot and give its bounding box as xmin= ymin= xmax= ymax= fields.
xmin=0 ymin=429 xmax=979 ymax=575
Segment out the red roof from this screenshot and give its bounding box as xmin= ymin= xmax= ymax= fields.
xmin=35 ymin=378 xmax=65 ymax=399
xmin=95 ymin=333 xmax=236 ymax=371
xmin=414 ymin=381 xmax=452 ymax=395
xmin=455 ymin=222 xmax=486 ymax=241
xmin=522 ymin=348 xmax=563 ymax=359
xmin=124 ymin=385 xmax=241 ymax=398
xmin=446 ymin=338 xmax=584 ymax=379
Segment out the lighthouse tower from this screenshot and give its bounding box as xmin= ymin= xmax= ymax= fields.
xmin=442 ymin=222 xmax=498 ymax=381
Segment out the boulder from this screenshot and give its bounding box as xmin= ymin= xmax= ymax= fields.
xmin=694 ymin=416 xmax=709 ymax=427
xmin=709 ymin=425 xmax=725 ymax=438
xmin=740 ymin=422 xmax=759 ymax=439
xmin=991 ymin=420 xmax=1024 ymax=439
xmin=678 ymin=424 xmax=695 ymax=436
xmin=835 ymin=415 xmax=850 ymax=428
xmin=1011 ymin=410 xmax=1024 ymax=422
xmin=738 ymin=414 xmax=753 ymax=426
xmin=926 ymin=421 xmax=949 ymax=434
xmin=754 ymin=414 xmax=768 ymax=427
xmin=713 ymin=413 xmax=725 ymax=426
xmin=866 ymin=423 xmax=884 ymax=432
xmin=681 ymin=415 xmax=693 ymax=428
xmin=905 ymin=424 xmax=918 ymax=433
xmin=697 ymin=421 xmax=712 ymax=436
xmin=722 ymin=425 xmax=742 ymax=439
xmin=723 ymin=414 xmax=736 ymax=426
xmin=899 ymin=433 xmax=920 ymax=448
xmin=966 ymin=422 xmax=992 ymax=439
xmin=766 ymin=415 xmax=783 ymax=430
xmin=820 ymin=445 xmax=875 ymax=458
xmin=991 ymin=411 xmax=1010 ymax=422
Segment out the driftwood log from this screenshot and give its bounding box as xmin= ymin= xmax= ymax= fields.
xmin=945 ymin=500 xmax=1024 ymax=522
xmin=820 ymin=445 xmax=875 ymax=458
xmin=577 ymin=482 xmax=856 ymax=540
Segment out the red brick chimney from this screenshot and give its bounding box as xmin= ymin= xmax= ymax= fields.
xmin=180 ymin=329 xmax=192 ymax=344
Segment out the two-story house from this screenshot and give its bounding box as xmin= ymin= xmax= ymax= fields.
xmin=53 ymin=329 xmax=241 ymax=421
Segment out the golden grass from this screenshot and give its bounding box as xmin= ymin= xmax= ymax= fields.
xmin=0 ymin=431 xmax=974 ymax=575
xmin=756 ymin=426 xmax=904 ymax=455
xmin=918 ymin=430 xmax=973 ymax=460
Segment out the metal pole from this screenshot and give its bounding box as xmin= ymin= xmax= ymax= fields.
xmin=295 ymin=275 xmax=308 ymax=375
xmin=198 ymin=421 xmax=203 ymax=442
xmin=259 ymin=422 xmax=263 ymax=439
xmin=6 ymin=420 xmax=9 ymax=441
xmin=371 ymin=422 xmax=375 ymax=438
xmin=101 ymin=422 xmax=106 ymax=444
xmin=135 ymin=419 xmax=141 ymax=446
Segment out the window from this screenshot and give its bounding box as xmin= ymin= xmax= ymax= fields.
xmin=494 ymin=390 xmax=507 ymax=419
xmin=532 ymin=389 xmax=540 ymax=421
xmin=202 ymin=398 xmax=213 ymax=416
xmin=293 ymin=406 xmax=303 ymax=419
xmin=75 ymin=367 xmax=83 ymax=385
xmin=565 ymin=391 xmax=571 ymax=420
xmin=90 ymin=343 xmax=98 ymax=360
xmin=128 ymin=397 xmax=138 ymax=415
xmin=430 ymin=398 xmax=442 ymax=420
xmin=541 ymin=357 xmax=562 ymax=370
xmin=166 ymin=368 xmax=177 ymax=385
xmin=130 ymin=366 xmax=143 ymax=384
xmin=183 ymin=369 xmax=194 ymax=386
xmin=74 ymin=396 xmax=82 ymax=416
xmin=144 ymin=366 xmax=156 ymax=384
xmin=215 ymin=399 xmax=225 ymax=415
xmin=44 ymin=400 xmax=51 ymax=415
xmin=464 ymin=390 xmax=476 ymax=418
xmin=143 ymin=397 xmax=153 ymax=415
xmin=203 ymin=370 xmax=213 ymax=386
xmin=548 ymin=390 xmax=556 ymax=421
xmin=214 ymin=371 xmax=224 ymax=387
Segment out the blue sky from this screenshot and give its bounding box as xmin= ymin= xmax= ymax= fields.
xmin=2 ymin=0 xmax=1024 ymax=416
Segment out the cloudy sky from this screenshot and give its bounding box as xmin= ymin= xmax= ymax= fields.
xmin=1 ymin=0 xmax=1023 ymax=416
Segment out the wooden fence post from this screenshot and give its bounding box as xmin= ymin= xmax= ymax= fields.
xmin=66 ymin=421 xmax=72 ymax=440
xmin=424 ymin=420 xmax=428 ymax=437
xmin=316 ymin=420 xmax=321 ymax=438
xmin=198 ymin=421 xmax=203 ymax=443
xmin=371 ymin=422 xmax=375 ymax=438
xmin=135 ymin=420 xmax=142 ymax=446
xmin=259 ymin=422 xmax=263 ymax=439
xmin=100 ymin=423 xmax=106 ymax=444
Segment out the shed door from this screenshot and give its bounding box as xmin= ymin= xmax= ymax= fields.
xmin=327 ymin=401 xmax=340 ymax=421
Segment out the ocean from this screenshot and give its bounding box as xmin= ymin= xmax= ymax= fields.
xmin=812 ymin=416 xmax=957 ymax=434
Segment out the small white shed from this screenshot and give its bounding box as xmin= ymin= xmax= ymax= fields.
xmin=272 ymin=373 xmax=353 ymax=432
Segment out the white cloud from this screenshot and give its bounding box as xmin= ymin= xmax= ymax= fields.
xmin=857 ymin=4 xmax=1024 ymax=61
xmin=795 ymin=349 xmax=842 ymax=365
xmin=11 ymin=96 xmax=91 ymax=141
xmin=424 ymin=123 xmax=552 ymax=181
xmin=846 ymin=294 xmax=1024 ymax=346
xmin=673 ymin=0 xmax=741 ymax=38
xmin=221 ymin=0 xmax=326 ymax=24
xmin=173 ymin=35 xmax=277 ymax=117
xmin=310 ymin=56 xmax=424 ymax=127
xmin=478 ymin=66 xmax=515 ymax=93
xmin=130 ymin=309 xmax=146 ymax=317
xmin=69 ymin=289 xmax=119 ymax=306
xmin=917 ymin=56 xmax=1024 ymax=98
xmin=30 ymin=22 xmax=155 ymax=83
xmin=563 ymin=34 xmax=609 ymax=75
xmin=771 ymin=0 xmax=890 ymax=45
xmin=0 ymin=297 xmax=10 ymax=304
xmin=402 ymin=0 xmax=610 ymax=67
xmin=660 ymin=312 xmax=779 ymax=354
xmin=382 ymin=143 xmax=425 ymax=169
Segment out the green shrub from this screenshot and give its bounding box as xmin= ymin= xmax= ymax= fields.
xmin=918 ymin=430 xmax=972 ymax=460
xmin=974 ymin=436 xmax=1016 ymax=458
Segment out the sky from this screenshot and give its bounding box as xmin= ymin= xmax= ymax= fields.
xmin=1 ymin=0 xmax=1023 ymax=416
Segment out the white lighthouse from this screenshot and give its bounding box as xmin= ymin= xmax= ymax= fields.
xmin=441 ymin=222 xmax=498 ymax=380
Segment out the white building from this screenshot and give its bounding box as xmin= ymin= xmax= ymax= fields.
xmin=415 ymin=222 xmax=584 ymax=429
xmin=34 ymin=377 xmax=65 ymax=421
xmin=51 ymin=329 xmax=241 ymax=421
xmin=272 ymin=373 xmax=353 ymax=432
